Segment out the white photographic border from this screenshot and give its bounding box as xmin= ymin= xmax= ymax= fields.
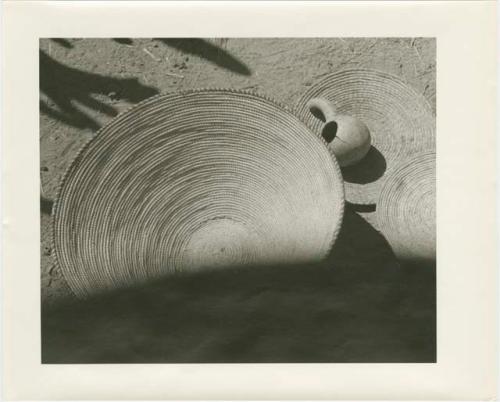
xmin=2 ymin=1 xmax=497 ymax=400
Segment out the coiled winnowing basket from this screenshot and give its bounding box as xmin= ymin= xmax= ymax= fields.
xmin=294 ymin=69 xmax=435 ymax=205
xmin=376 ymin=151 xmax=436 ymax=261
xmin=53 ymin=89 xmax=345 ymax=298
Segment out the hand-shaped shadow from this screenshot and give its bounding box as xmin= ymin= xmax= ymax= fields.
xmin=154 ymin=38 xmax=251 ymax=76
xmin=112 ymin=38 xmax=250 ymax=76
xmin=40 ymin=50 xmax=159 ymax=130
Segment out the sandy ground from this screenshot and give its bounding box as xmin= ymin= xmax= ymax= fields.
xmin=40 ymin=38 xmax=435 ymax=362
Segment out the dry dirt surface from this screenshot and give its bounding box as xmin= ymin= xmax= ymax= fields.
xmin=40 ymin=38 xmax=436 ymax=363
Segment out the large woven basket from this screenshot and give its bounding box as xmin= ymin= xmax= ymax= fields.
xmin=53 ymin=89 xmax=345 ymax=298
xmin=294 ymin=69 xmax=435 ymax=205
xmin=376 ymin=151 xmax=436 ymax=261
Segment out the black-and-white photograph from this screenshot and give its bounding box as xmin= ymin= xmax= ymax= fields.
xmin=40 ymin=38 xmax=436 ymax=363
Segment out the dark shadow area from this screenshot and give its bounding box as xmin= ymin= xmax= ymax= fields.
xmin=51 ymin=38 xmax=73 ymax=49
xmin=42 ymin=209 xmax=435 ymax=364
xmin=39 ymin=50 xmax=159 ymax=130
xmin=341 ymin=146 xmax=387 ymax=184
xmin=41 ymin=196 xmax=54 ymax=215
xmin=112 ymin=38 xmax=133 ymax=45
xmin=154 ymin=38 xmax=252 ymax=76
xmin=346 ymin=202 xmax=376 ymax=213
xmin=330 ymin=206 xmax=399 ymax=271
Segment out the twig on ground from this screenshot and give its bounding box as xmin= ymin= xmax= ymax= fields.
xmin=409 ymin=38 xmax=425 ymax=68
xmin=165 ymin=72 xmax=184 ymax=79
xmin=413 ymin=45 xmax=424 ymax=67
xmin=143 ymin=48 xmax=160 ymax=62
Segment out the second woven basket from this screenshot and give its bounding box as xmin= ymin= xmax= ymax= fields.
xmin=376 ymin=151 xmax=436 ymax=261
xmin=53 ymin=89 xmax=345 ymax=298
xmin=294 ymin=69 xmax=435 ymax=205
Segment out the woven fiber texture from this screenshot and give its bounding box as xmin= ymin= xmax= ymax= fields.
xmin=53 ymin=89 xmax=345 ymax=298
xmin=294 ymin=69 xmax=435 ymax=205
xmin=376 ymin=151 xmax=435 ymax=261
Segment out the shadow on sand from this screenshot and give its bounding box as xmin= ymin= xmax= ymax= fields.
xmin=42 ymin=208 xmax=435 ymax=363
xmin=40 ymin=50 xmax=159 ymax=131
xmin=154 ymin=38 xmax=252 ymax=76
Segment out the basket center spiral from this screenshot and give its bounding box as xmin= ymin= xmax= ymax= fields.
xmin=181 ymin=218 xmax=262 ymax=271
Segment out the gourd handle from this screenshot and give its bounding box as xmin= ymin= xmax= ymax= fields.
xmin=307 ymin=98 xmax=338 ymax=123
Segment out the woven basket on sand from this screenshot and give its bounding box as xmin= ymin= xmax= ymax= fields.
xmin=376 ymin=151 xmax=436 ymax=261
xmin=294 ymin=69 xmax=435 ymax=205
xmin=53 ymin=89 xmax=345 ymax=298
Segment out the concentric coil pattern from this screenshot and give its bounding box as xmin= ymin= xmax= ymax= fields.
xmin=53 ymin=89 xmax=345 ymax=298
xmin=376 ymin=151 xmax=436 ymax=261
xmin=294 ymin=69 xmax=435 ymax=205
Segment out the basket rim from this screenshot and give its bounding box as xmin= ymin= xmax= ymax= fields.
xmin=50 ymin=87 xmax=345 ymax=296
